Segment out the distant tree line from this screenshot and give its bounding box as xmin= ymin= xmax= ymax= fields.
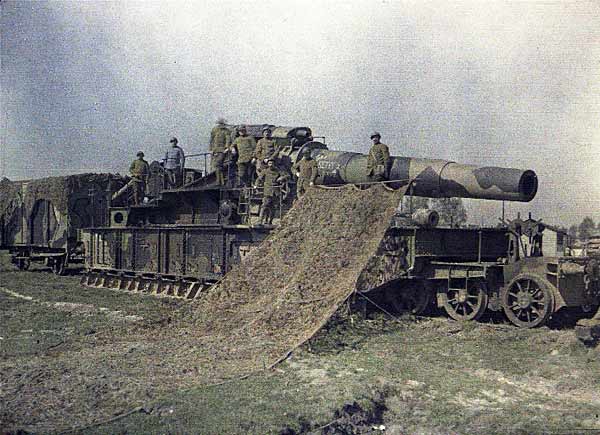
xmin=567 ymin=217 xmax=600 ymax=241
xmin=401 ymin=196 xmax=468 ymax=227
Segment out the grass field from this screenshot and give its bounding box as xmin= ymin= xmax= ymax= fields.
xmin=1 ymin=253 xmax=599 ymax=434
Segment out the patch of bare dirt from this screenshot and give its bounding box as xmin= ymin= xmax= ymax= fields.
xmin=0 ymin=287 xmax=144 ymax=322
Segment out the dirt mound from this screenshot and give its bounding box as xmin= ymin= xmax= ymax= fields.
xmin=177 ymin=184 xmax=406 ymax=373
xmin=279 ymin=391 xmax=388 ymax=434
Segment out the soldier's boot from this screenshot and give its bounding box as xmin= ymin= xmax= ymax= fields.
xmin=575 ymin=306 xmax=600 ymax=346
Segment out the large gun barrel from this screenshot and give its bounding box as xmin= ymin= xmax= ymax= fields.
xmin=306 ymin=148 xmax=537 ymax=202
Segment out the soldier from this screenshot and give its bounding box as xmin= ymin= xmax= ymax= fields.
xmin=164 ymin=137 xmax=185 ymax=188
xmin=210 ymin=118 xmax=231 ymax=186
xmin=253 ymin=127 xmax=278 ymax=172
xmin=129 ymin=151 xmax=150 ymax=205
xmin=255 ymin=159 xmax=288 ymax=225
xmin=366 ymin=132 xmax=390 ymax=182
xmin=293 ymin=150 xmax=318 ymax=197
xmin=232 ymin=125 xmax=256 ymax=187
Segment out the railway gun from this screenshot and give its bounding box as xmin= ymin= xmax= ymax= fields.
xmin=2 ymin=122 xmax=598 ymax=333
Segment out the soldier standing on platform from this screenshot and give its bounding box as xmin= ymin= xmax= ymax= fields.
xmin=366 ymin=132 xmax=390 ymax=182
xmin=293 ymin=150 xmax=318 ymax=197
xmin=210 ymin=118 xmax=231 ymax=186
xmin=255 ymin=159 xmax=288 ymax=225
xmin=164 ymin=137 xmax=185 ymax=188
xmin=232 ymin=125 xmax=256 ymax=187
xmin=129 ymin=151 xmax=150 ymax=205
xmin=253 ymin=127 xmax=278 ymax=172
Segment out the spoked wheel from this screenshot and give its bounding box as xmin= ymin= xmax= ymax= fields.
xmin=51 ymin=256 xmax=67 ymax=275
xmin=386 ymin=281 xmax=432 ymax=315
xmin=502 ymin=273 xmax=554 ymax=328
xmin=442 ymin=279 xmax=489 ymax=321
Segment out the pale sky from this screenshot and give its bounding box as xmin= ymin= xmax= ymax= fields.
xmin=1 ymin=0 xmax=599 ymax=226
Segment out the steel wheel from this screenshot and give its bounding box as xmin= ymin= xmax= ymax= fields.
xmin=387 ymin=281 xmax=432 ymax=315
xmin=442 ymin=279 xmax=489 ymax=321
xmin=502 ymin=273 xmax=554 ymax=328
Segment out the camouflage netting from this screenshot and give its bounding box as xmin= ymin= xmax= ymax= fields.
xmin=0 ymin=174 xmax=126 ymax=248
xmin=20 ymin=173 xmax=122 ymax=214
xmin=0 ymin=174 xmax=123 ymax=217
xmin=0 ymin=177 xmax=20 ymax=217
xmin=0 ymin=185 xmax=406 ymax=432
xmin=175 ymin=184 xmax=407 ymax=372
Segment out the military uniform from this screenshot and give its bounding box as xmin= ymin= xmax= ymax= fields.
xmin=210 ymin=125 xmax=231 ymax=186
xmin=129 ymin=157 xmax=150 ymax=205
xmin=254 ymin=138 xmax=278 ymax=168
xmin=293 ymin=157 xmax=318 ymax=197
xmin=366 ymin=142 xmax=390 ymax=181
xmin=256 ymin=165 xmax=288 ymax=224
xmin=233 ymin=135 xmax=256 ymax=186
xmin=164 ymin=141 xmax=185 ymax=187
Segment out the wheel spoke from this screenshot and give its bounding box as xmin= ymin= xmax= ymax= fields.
xmin=525 ymin=280 xmax=531 ymax=292
xmin=526 ymin=310 xmax=532 ymax=323
xmin=508 ymin=291 xmax=519 ymax=298
xmin=515 ymin=282 xmax=523 ymax=292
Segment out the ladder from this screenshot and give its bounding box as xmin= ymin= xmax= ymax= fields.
xmin=237 ymin=187 xmax=262 ymax=225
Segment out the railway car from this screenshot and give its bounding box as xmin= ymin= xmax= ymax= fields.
xmin=362 ymin=212 xmax=600 ymax=328
xmin=0 ymin=174 xmax=125 ymax=273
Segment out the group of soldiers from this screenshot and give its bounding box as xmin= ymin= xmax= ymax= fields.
xmin=210 ymin=119 xmax=285 ymax=188
xmin=128 ymin=121 xmax=392 ymax=224
xmin=128 ymin=137 xmax=186 ymax=205
xmin=210 ymin=119 xmax=320 ymax=224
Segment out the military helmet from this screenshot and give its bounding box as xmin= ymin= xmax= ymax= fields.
xmin=136 ymin=151 xmax=144 ymax=157
xmin=370 ymin=132 xmax=381 ymax=139
xmin=217 ymin=117 xmax=227 ymax=125
xmin=262 ymin=126 xmax=272 ymax=133
xmin=169 ymin=137 xmax=178 ymax=144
